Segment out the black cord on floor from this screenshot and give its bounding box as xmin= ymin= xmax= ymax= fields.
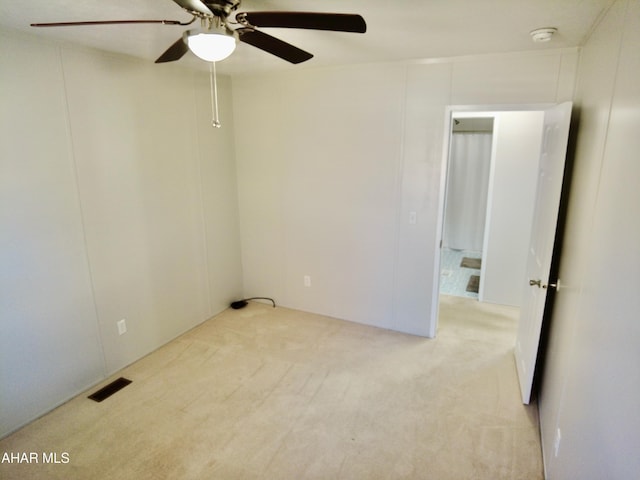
xmin=230 ymin=297 xmax=276 ymax=309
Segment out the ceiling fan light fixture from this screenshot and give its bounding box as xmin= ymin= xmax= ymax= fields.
xmin=185 ymin=28 xmax=236 ymax=62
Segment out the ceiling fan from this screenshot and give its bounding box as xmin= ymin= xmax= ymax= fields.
xmin=31 ymin=0 xmax=367 ymax=65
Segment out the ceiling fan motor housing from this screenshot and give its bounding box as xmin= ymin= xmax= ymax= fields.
xmin=202 ymin=0 xmax=241 ymax=19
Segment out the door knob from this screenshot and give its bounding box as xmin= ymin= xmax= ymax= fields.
xmin=529 ymin=279 xmax=558 ymax=289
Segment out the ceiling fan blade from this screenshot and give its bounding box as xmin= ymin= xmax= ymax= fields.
xmin=237 ymin=12 xmax=366 ymax=33
xmin=237 ymin=28 xmax=313 ymax=64
xmin=31 ymin=19 xmax=186 ymax=27
xmin=155 ymin=36 xmax=189 ymax=63
xmin=171 ymin=0 xmax=213 ymax=16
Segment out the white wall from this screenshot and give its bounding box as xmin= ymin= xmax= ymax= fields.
xmin=539 ymin=0 xmax=640 ymax=478
xmin=233 ymin=65 xmax=405 ymax=329
xmin=232 ymin=49 xmax=578 ymax=337
xmin=0 ymin=30 xmax=105 ymax=439
xmin=481 ymin=111 xmax=545 ymax=306
xmin=0 ymin=29 xmax=242 ymax=437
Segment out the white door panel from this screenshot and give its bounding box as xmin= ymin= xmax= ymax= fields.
xmin=515 ymin=102 xmax=572 ymax=404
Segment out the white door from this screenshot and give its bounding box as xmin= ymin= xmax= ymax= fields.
xmin=515 ymin=102 xmax=572 ymax=404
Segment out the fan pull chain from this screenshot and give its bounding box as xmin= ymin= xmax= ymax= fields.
xmin=209 ymin=61 xmax=221 ymax=128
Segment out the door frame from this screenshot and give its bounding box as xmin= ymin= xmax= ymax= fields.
xmin=430 ymin=103 xmax=555 ymax=337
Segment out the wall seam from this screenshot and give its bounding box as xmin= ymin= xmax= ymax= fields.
xmin=390 ymin=64 xmax=410 ymax=331
xmin=57 ymin=45 xmax=108 ymax=377
xmin=192 ymin=70 xmax=214 ymax=317
xmin=553 ymin=52 xmax=564 ymax=102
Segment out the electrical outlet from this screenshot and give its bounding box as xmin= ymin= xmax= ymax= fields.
xmin=304 ymin=275 xmax=311 ymax=287
xmin=554 ymin=428 xmax=562 ymax=457
xmin=117 ymin=319 xmax=127 ymax=336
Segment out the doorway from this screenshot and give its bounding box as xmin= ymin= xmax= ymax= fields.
xmin=437 ymin=108 xmax=546 ymax=307
xmin=440 ymin=114 xmax=494 ymax=300
xmin=433 ymin=103 xmax=573 ymax=404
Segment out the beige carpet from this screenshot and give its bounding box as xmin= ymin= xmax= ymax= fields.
xmin=0 ymin=295 xmax=543 ymax=479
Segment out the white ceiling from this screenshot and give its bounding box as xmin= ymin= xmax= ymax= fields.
xmin=0 ymin=0 xmax=613 ymax=76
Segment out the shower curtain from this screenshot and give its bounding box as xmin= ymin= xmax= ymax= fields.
xmin=443 ymin=132 xmax=493 ymax=252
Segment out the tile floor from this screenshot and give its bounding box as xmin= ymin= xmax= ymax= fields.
xmin=439 ymin=248 xmax=482 ymax=299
